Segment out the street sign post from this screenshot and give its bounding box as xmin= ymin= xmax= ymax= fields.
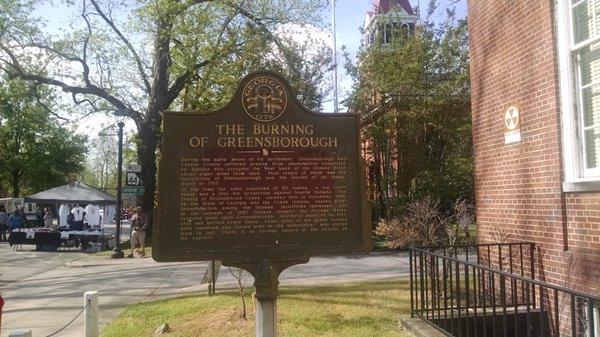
xmin=154 ymin=71 xmax=371 ymax=337
xmin=122 ymin=186 xmax=144 ymax=194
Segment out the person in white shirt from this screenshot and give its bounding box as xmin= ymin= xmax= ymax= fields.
xmin=71 ymin=205 xmax=85 ymax=231
xmin=59 ymin=204 xmax=70 ymax=228
xmin=84 ymin=204 xmax=101 ymax=228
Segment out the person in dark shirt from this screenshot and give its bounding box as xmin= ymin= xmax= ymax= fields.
xmin=8 ymin=210 xmax=23 ymax=231
xmin=129 ymin=207 xmax=147 ymax=258
xmin=0 ymin=206 xmax=9 ymax=241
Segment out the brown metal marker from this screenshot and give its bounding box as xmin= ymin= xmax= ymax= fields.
xmin=154 ymin=71 xmax=371 ymax=337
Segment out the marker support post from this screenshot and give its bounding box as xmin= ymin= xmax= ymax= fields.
xmin=224 ymin=258 xmax=309 ymax=337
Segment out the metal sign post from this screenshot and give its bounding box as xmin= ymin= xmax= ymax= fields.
xmin=224 ymin=258 xmax=308 ymax=337
xmin=110 ymin=122 xmax=125 ymax=259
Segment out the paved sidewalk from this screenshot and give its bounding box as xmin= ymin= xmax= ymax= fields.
xmin=0 ymin=243 xmax=408 ymax=337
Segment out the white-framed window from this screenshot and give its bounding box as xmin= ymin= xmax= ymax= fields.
xmin=557 ymin=0 xmax=600 ymax=182
xmin=384 ymin=23 xmax=392 ymax=44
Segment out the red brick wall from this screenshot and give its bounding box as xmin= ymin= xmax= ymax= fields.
xmin=467 ymin=0 xmax=599 ymax=298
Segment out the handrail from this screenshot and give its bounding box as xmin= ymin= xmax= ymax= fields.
xmin=413 ymin=241 xmax=535 ymax=250
xmin=410 ymin=243 xmax=599 ymax=337
xmin=411 ymin=246 xmax=600 ymax=302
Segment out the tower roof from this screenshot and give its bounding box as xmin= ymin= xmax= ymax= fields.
xmin=372 ymin=0 xmax=415 ymax=15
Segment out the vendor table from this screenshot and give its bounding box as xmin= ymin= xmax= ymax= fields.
xmin=8 ymin=229 xmax=107 ymax=252
xmin=8 ymin=231 xmax=61 ymax=251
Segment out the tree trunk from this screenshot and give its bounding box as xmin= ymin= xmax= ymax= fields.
xmin=133 ymin=17 xmax=174 ymax=244
xmin=11 ymin=170 xmax=20 ymax=198
xmin=137 ymin=123 xmax=159 ymax=243
xmin=240 ymin=286 xmax=247 ymax=320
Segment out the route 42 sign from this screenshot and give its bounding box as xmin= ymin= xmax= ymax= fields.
xmin=126 ymin=172 xmax=142 ymax=186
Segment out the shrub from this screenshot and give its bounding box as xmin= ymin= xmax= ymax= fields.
xmin=375 ymin=197 xmax=475 ymax=249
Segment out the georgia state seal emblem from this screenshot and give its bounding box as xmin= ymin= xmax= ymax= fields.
xmin=242 ymin=75 xmax=287 ymax=122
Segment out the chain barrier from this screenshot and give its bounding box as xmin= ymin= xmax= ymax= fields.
xmin=44 ymin=301 xmax=90 ymax=337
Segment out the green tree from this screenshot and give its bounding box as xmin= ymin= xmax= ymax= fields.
xmin=83 ymin=126 xmax=138 ymax=196
xmin=83 ymin=123 xmax=138 ymax=195
xmin=347 ymin=1 xmax=472 ymax=219
xmin=0 ymin=78 xmax=88 ymax=197
xmin=0 ymin=0 xmax=330 ymax=234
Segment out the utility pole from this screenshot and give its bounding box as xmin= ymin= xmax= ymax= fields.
xmin=111 ymin=121 xmax=125 ymax=259
xmin=332 ymin=0 xmax=339 ymax=113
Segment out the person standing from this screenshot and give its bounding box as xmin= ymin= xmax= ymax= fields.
xmin=0 ymin=206 xmax=8 ymax=241
xmin=18 ymin=208 xmax=28 ymax=228
xmin=36 ymin=207 xmax=43 ymax=227
xmin=8 ymin=210 xmax=23 ymax=231
xmin=43 ymin=207 xmax=53 ymax=228
xmin=129 ymin=207 xmax=147 ymax=258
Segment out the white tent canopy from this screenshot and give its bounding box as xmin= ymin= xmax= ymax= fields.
xmin=25 ymin=181 xmax=117 ymax=205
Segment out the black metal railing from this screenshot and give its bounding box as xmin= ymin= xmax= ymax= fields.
xmin=409 ymin=242 xmax=600 ymax=337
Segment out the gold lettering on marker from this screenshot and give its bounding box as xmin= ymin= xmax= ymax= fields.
xmin=192 ymin=124 xmax=338 ymax=149
xmin=217 ymin=124 xmax=245 ymax=135
xmin=189 ymin=137 xmax=208 ymax=148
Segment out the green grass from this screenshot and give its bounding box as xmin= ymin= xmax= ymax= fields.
xmin=100 ymin=279 xmax=412 ymax=337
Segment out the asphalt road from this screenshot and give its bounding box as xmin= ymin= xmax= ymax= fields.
xmin=0 ymin=242 xmax=409 ymax=337
xmin=100 ymin=221 xmax=132 ymax=244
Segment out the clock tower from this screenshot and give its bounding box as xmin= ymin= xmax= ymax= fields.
xmin=363 ymin=0 xmax=419 ymax=47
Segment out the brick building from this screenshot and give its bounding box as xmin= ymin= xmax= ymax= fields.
xmin=468 ymin=0 xmax=599 ymax=319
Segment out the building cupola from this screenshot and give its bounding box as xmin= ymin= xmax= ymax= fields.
xmin=363 ymin=0 xmax=419 ymax=46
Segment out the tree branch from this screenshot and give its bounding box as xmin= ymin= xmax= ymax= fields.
xmin=71 ymin=91 xmax=99 ymax=109
xmin=25 ymin=42 xmax=85 ymax=64
xmin=164 ymin=6 xmax=247 ymax=109
xmin=226 ymin=2 xmax=301 ymax=74
xmin=80 ymin=2 xmax=94 ymax=87
xmin=31 ymin=85 xmax=71 ymax=122
xmin=0 ymin=44 xmax=142 ymax=122
xmin=176 ymin=0 xmax=215 ymax=15
xmin=164 ymin=59 xmax=211 ymax=105
xmin=89 ymin=0 xmax=151 ymax=94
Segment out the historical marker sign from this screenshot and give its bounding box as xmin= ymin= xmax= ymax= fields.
xmin=153 ymin=72 xmax=371 ymax=262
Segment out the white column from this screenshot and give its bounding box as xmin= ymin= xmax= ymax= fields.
xmin=255 ymin=297 xmax=277 ymax=337
xmin=84 ymin=291 xmax=99 ymax=337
